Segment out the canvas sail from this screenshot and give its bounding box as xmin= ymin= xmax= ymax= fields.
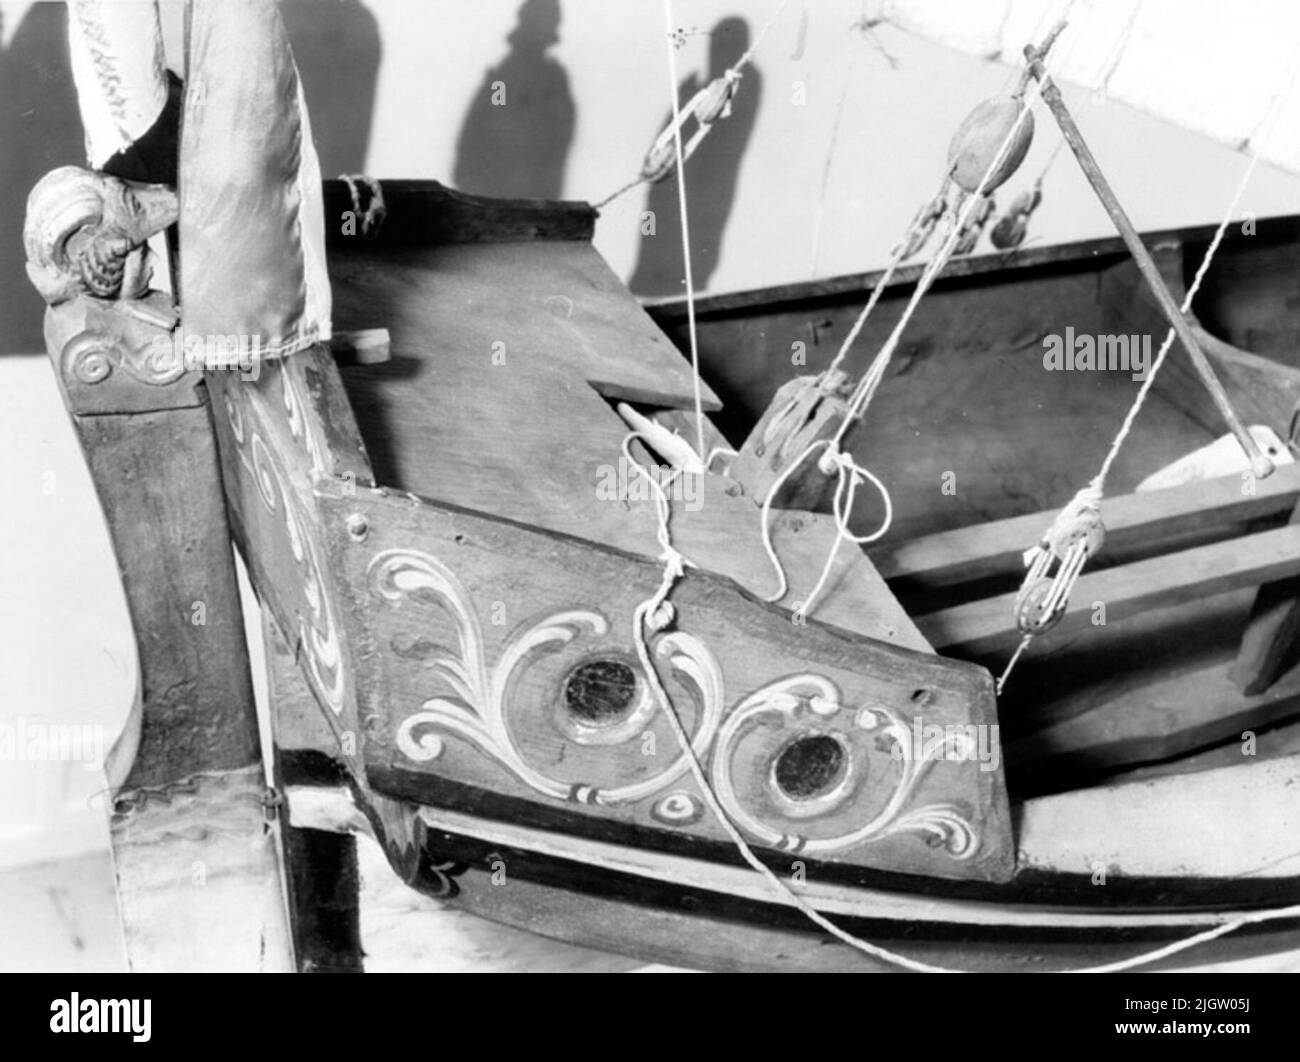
xmin=865 ymin=0 xmax=1300 ymax=176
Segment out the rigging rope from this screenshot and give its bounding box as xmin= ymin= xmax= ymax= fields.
xmin=632 ymin=427 xmax=1300 ymax=973
xmin=662 ymin=0 xmax=708 ymax=459
xmin=994 ymin=0 xmax=1141 ymax=248
xmin=996 ymin=39 xmax=1300 ymax=694
xmin=626 ymin=3 xmax=1300 ymax=976
xmin=594 ymin=0 xmax=791 ymax=210
xmin=760 ymin=13 xmax=1080 ymax=619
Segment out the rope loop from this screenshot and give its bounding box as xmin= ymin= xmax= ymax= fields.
xmin=761 ymin=440 xmax=893 ymax=615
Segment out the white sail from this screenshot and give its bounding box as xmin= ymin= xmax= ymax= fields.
xmin=864 ymin=0 xmax=1300 ymax=176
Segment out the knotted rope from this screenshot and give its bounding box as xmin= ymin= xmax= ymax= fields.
xmin=759 ymin=17 xmax=1070 ymax=621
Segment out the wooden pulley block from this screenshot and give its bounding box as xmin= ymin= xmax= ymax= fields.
xmin=991 ymin=184 xmax=1043 ymax=250
xmin=947 ymin=97 xmax=1035 ymax=195
xmin=731 ymin=370 xmax=855 ymax=512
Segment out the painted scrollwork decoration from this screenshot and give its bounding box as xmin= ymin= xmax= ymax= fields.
xmin=369 ymin=548 xmax=725 ymax=807
xmin=711 ymin=682 xmax=978 ymax=859
xmin=221 ymin=379 xmax=348 ymax=717
xmin=369 ymin=546 xmax=981 ymax=861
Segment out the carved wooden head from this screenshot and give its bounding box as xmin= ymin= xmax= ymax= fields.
xmin=23 ymin=165 xmax=178 ymax=306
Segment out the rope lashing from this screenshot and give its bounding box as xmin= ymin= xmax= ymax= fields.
xmin=997 ymin=481 xmax=1104 ymax=695
xmin=623 ymin=431 xmax=694 ymax=632
xmin=1015 ymin=480 xmax=1104 ymax=635
xmin=339 ymin=173 xmax=385 ymax=238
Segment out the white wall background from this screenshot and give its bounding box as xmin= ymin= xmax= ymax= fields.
xmin=352 ymin=0 xmax=1300 ymax=293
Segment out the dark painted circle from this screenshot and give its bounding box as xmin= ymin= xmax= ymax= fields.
xmin=563 ymin=659 xmax=638 ymax=723
xmin=773 ymin=734 xmax=846 ymax=800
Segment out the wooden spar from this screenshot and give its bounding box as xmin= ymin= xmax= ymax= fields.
xmin=1023 ymin=36 xmax=1274 ymax=479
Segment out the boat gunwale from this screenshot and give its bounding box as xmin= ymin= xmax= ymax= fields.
xmin=641 ymin=213 xmax=1300 ymax=321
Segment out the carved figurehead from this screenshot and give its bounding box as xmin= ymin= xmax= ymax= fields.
xmin=24 ymin=166 xmax=184 ymax=402
xmin=24 ymin=165 xmax=178 ymax=308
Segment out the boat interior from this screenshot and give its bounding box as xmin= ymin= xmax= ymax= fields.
xmin=224 ymin=182 xmax=1300 ymax=931
xmin=647 ymin=215 xmax=1300 ymax=806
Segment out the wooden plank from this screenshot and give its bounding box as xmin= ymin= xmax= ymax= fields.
xmin=378 ymin=824 xmax=1300 ymax=971
xmin=917 ymin=523 xmax=1300 ymax=658
xmin=318 ymin=481 xmax=1014 ymax=884
xmin=1232 ymin=497 xmax=1300 ymax=695
xmin=1109 ymin=715 xmax=1300 ymax=786
xmin=872 ymin=462 xmax=1300 ymax=592
xmin=68 ymin=399 xmax=292 ymax=972
xmin=286 ymin=770 xmax=1300 ymax=971
xmin=323 ymin=178 xmax=597 ymax=248
xmin=1008 ymin=653 xmax=1300 ymax=791
xmin=74 ymin=406 xmax=259 ymax=787
xmin=207 ymin=359 xmax=368 ymax=780
xmin=331 ymin=242 xmax=929 ymax=651
xmin=1017 ymin=754 xmax=1300 ymax=880
xmin=332 ymin=241 xmax=720 ymax=414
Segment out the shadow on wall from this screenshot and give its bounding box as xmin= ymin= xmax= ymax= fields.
xmin=629 ymin=17 xmax=760 ymax=299
xmin=0 ymin=4 xmax=82 ymax=355
xmin=281 ymin=0 xmax=380 ymax=177
xmin=452 ymin=0 xmax=574 ymax=200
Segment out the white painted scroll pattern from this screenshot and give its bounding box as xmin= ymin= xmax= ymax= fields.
xmin=370 ymin=547 xmax=979 ymax=859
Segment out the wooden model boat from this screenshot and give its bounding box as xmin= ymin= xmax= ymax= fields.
xmin=28 ymin=0 xmax=1300 ymax=971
